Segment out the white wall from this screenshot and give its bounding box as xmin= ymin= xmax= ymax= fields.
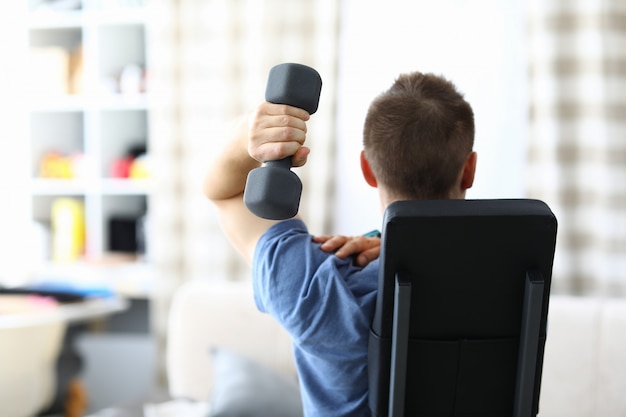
xmin=334 ymin=0 xmax=529 ymax=234
xmin=0 ymin=5 xmax=32 ymax=285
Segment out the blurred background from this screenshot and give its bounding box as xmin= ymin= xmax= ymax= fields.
xmin=0 ymin=0 xmax=624 ymax=414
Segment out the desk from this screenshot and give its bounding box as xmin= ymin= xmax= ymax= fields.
xmin=0 ymin=294 xmax=128 ymax=417
xmin=0 ymin=295 xmax=128 ymax=329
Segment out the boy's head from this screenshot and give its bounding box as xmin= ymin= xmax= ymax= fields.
xmin=362 ymin=71 xmax=476 ymax=201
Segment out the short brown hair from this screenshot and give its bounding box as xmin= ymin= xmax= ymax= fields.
xmin=363 ymin=72 xmax=474 ymax=199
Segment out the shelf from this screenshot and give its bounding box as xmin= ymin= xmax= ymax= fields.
xmin=28 ymin=10 xmax=84 ymax=30
xmin=100 ymin=178 xmax=152 ymax=195
xmin=93 ymin=93 xmax=150 ymax=110
xmin=28 ymin=6 xmax=148 ymax=29
xmin=24 ymin=1 xmax=153 ymax=298
xmin=82 ymin=8 xmax=148 ymax=26
xmin=30 ymin=178 xmax=152 ymax=196
xmin=30 ymin=178 xmax=89 ymax=195
xmin=29 ymin=95 xmax=86 ymax=113
xmin=28 ymin=94 xmax=150 ymax=112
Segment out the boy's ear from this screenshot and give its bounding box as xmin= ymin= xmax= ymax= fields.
xmin=360 ymin=151 xmax=378 ymax=188
xmin=460 ymin=151 xmax=477 ymax=191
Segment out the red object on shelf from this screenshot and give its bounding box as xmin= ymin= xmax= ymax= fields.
xmin=110 ymin=157 xmax=133 ymax=178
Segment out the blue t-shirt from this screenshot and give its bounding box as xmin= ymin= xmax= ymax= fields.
xmin=253 ymin=219 xmax=379 ymax=417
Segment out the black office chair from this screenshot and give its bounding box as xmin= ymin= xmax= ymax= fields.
xmin=368 ymin=199 xmax=558 ymax=417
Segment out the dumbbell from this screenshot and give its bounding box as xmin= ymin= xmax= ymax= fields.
xmin=243 ymin=63 xmax=323 ymax=220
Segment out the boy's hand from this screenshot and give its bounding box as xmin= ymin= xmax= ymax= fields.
xmin=248 ymin=102 xmax=311 ymax=167
xmin=313 ymin=234 xmax=381 ymax=267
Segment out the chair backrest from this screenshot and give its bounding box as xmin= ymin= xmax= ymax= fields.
xmin=368 ymin=199 xmax=558 ymax=417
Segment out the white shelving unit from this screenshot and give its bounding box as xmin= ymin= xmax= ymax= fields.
xmin=26 ymin=0 xmax=154 ymax=298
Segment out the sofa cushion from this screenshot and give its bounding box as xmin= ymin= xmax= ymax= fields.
xmin=208 ymin=348 xmax=303 ymax=417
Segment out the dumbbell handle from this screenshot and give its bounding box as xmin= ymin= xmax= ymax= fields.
xmin=265 ymin=158 xmax=292 ymax=170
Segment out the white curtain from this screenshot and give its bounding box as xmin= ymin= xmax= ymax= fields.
xmin=528 ymin=0 xmax=626 ymax=296
xmin=148 ymin=0 xmax=339 ymax=381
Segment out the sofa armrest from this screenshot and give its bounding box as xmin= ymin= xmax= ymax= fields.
xmin=597 ymin=299 xmax=626 ymax=415
xmin=539 ymin=296 xmax=626 ymax=417
xmin=166 ymin=279 xmax=296 ymax=401
xmin=539 ymin=296 xmax=601 ymax=416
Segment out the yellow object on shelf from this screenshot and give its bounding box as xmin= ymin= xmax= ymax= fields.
xmin=39 ymin=152 xmax=85 ymax=179
xmin=51 ymin=198 xmax=86 ymax=263
xmin=129 ymin=155 xmax=150 ymax=179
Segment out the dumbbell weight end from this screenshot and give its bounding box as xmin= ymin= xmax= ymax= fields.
xmin=243 ymin=157 xmax=303 ymax=220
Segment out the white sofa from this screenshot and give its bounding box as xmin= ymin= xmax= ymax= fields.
xmin=166 ymin=279 xmax=626 ymax=416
